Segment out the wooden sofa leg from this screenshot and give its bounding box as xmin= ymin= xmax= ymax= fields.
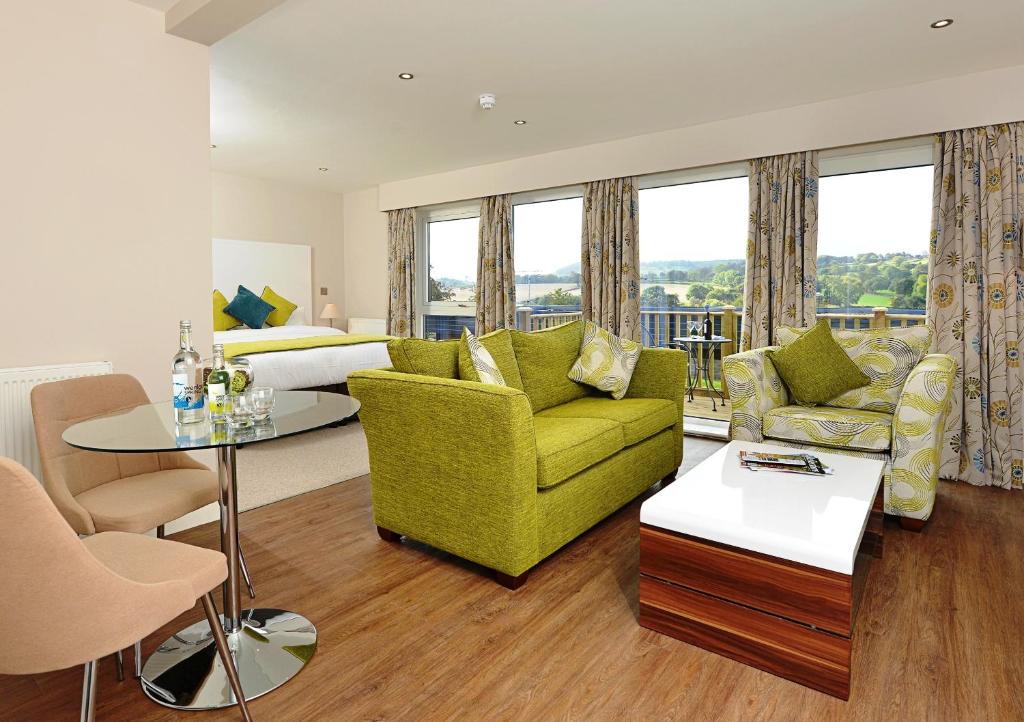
xmin=899 ymin=517 xmax=927 ymax=532
xmin=661 ymin=471 xmax=677 ymax=485
xmin=377 ymin=526 xmax=402 ymax=542
xmin=495 ymin=569 xmax=530 ymax=590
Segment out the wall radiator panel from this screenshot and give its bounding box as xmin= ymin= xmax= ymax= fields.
xmin=0 ymin=362 xmax=113 ymax=479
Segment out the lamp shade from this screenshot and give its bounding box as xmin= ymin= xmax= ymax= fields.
xmin=319 ymin=303 xmax=340 ymax=320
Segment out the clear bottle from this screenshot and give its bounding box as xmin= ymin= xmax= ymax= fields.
xmin=172 ymin=321 xmax=205 ymax=424
xmin=207 ymin=344 xmax=232 ymax=423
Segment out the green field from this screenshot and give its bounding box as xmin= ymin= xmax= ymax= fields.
xmin=855 ymin=291 xmax=896 ymax=307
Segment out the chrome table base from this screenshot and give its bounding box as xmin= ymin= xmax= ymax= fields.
xmin=141 ymin=608 xmax=317 ymax=710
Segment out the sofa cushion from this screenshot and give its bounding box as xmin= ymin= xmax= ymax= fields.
xmin=767 ymin=319 xmax=870 ymax=406
xmin=458 ymin=328 xmax=525 ymax=390
xmin=533 ymin=416 xmax=623 ymax=489
xmin=510 ymin=320 xmax=588 ymax=412
xmin=763 ymin=405 xmax=893 ymax=452
xmin=536 ymin=397 xmax=677 ymax=447
xmin=568 ymin=320 xmax=643 ymax=400
xmin=776 ymin=324 xmax=932 ymax=414
xmin=387 ymin=338 xmax=459 ymax=378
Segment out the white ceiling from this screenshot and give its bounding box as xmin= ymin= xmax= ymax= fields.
xmin=209 ymin=0 xmax=1024 ymax=193
xmin=130 ymin=0 xmax=178 ymax=11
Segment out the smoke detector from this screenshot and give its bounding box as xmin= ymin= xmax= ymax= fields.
xmin=479 ymin=93 xmax=496 ymax=110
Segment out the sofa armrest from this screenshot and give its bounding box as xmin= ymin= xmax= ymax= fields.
xmin=889 ymin=354 xmax=956 ymax=521
xmin=347 ymin=369 xmax=539 ymax=576
xmin=625 ymin=347 xmax=688 ymax=467
xmin=722 ymin=347 xmax=789 ymax=442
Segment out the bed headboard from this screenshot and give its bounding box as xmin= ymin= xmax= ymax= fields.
xmin=213 ymin=239 xmax=313 ymax=325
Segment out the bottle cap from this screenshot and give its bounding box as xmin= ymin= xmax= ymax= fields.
xmin=213 ymin=343 xmax=224 ymax=351
xmin=180 ymin=320 xmax=192 ymax=328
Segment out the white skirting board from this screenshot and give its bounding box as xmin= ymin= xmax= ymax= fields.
xmin=0 ymin=362 xmax=113 ymax=479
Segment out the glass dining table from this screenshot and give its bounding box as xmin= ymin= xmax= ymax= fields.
xmin=62 ymin=390 xmax=360 ymax=711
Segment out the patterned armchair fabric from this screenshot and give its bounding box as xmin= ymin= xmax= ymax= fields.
xmin=724 ymin=345 xmax=956 ymax=522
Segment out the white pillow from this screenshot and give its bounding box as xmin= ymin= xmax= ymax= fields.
xmin=285 ymin=307 xmax=306 ymax=326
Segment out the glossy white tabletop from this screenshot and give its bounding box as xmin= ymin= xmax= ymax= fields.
xmin=640 ymin=441 xmax=884 ymax=574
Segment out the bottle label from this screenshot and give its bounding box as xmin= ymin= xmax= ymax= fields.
xmin=208 ymin=383 xmax=228 ymax=414
xmin=173 ymin=373 xmax=203 ymax=410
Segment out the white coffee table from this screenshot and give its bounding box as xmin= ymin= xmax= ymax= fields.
xmin=638 ymin=440 xmax=884 ymax=699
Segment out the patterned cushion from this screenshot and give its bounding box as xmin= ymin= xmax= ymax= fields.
xmin=457 ymin=328 xmax=524 ymax=389
xmin=568 ymin=321 xmax=642 ymax=400
xmin=763 ymin=405 xmax=893 ymax=452
xmin=776 ymin=325 xmax=932 ymax=414
xmin=533 ymin=416 xmax=624 ymax=489
xmin=461 ymin=329 xmax=506 ymax=386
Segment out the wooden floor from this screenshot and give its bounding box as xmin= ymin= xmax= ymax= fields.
xmin=3 ymin=473 xmax=1023 ymax=721
xmin=686 ymin=393 xmax=731 ymax=422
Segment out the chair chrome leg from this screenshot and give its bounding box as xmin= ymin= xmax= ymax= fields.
xmin=239 ymin=544 xmax=256 ymax=600
xmin=81 ymin=660 xmax=98 ymax=722
xmin=113 ymin=649 xmax=124 ymax=681
xmin=156 ymin=524 xmax=165 ymax=539
xmin=133 ymin=640 xmax=142 ymax=679
xmin=200 ymin=593 xmax=253 ymax=722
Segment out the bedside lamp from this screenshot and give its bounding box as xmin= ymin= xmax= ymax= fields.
xmin=319 ymin=303 xmax=340 ymax=329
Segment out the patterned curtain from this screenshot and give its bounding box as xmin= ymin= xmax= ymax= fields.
xmin=581 ymin=177 xmax=641 ymax=341
xmin=929 ymin=122 xmax=1023 ymax=488
xmin=386 ymin=208 xmax=416 ymax=337
xmin=476 ymin=194 xmax=516 ymax=334
xmin=742 ymin=152 xmax=819 ymax=350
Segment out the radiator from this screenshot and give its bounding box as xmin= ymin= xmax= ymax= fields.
xmin=0 ymin=362 xmax=113 ymax=479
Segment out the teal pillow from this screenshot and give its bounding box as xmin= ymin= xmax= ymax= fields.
xmin=767 ymin=319 xmax=871 ymax=406
xmin=224 ymin=285 xmax=275 ymax=329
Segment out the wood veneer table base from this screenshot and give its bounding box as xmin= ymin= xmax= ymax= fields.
xmin=639 ymin=490 xmax=883 ymax=700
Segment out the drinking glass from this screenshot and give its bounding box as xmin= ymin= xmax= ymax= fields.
xmin=229 ymin=391 xmax=255 ymax=429
xmin=251 ymin=386 xmax=275 ymax=422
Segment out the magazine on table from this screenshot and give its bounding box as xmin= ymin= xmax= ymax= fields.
xmin=739 ymin=450 xmax=833 ymax=476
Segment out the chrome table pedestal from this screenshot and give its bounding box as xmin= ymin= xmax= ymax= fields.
xmin=141 ymin=445 xmax=317 ymax=709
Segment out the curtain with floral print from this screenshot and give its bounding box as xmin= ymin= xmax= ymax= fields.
xmin=476 ymin=194 xmax=516 ymax=334
xmin=741 ymin=152 xmax=819 ymax=350
xmin=929 ymin=122 xmax=1023 ymax=488
xmin=581 ymin=177 xmax=641 ymax=341
xmin=386 ymin=208 xmax=416 ymax=337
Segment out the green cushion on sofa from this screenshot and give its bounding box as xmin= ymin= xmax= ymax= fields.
xmin=510 ymin=320 xmax=588 ymax=412
xmin=533 ymin=416 xmax=624 ymax=489
xmin=387 ymin=338 xmax=459 ymax=378
xmin=768 ymin=319 xmax=871 ymax=406
xmin=458 ymin=328 xmax=524 ymax=390
xmin=536 ymin=397 xmax=677 ymax=447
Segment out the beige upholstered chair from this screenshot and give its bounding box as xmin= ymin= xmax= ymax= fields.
xmin=0 ymin=458 xmax=251 ymax=721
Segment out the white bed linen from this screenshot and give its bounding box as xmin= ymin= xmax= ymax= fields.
xmin=214 ymin=325 xmax=390 ymax=390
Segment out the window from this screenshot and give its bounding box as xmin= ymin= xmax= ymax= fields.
xmin=513 ymin=196 xmax=583 ymax=322
xmin=817 ymin=165 xmax=932 ymax=314
xmin=420 ymin=211 xmax=478 ymax=339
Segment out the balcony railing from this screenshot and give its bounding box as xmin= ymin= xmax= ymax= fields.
xmin=516 ymin=305 xmax=925 ymax=396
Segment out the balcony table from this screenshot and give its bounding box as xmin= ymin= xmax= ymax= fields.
xmin=671 ymin=335 xmax=729 ymax=411
xmin=62 ymin=390 xmax=360 ymax=711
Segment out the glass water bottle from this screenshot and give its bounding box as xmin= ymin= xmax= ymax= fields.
xmin=207 ymin=344 xmax=232 ymax=423
xmin=172 ymin=321 xmax=204 ymax=424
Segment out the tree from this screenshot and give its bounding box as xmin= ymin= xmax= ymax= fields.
xmin=640 ymin=285 xmax=681 ymax=309
xmin=429 ymin=276 xmax=455 ymax=302
xmin=534 ymin=288 xmax=580 ymax=306
xmin=687 ymin=283 xmax=712 ymax=305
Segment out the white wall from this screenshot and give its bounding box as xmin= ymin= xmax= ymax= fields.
xmin=378 ymin=63 xmax=1024 ymax=210
xmin=1 ymin=0 xmax=211 ymax=400
xmin=212 ymin=171 xmax=345 ymax=323
xmin=342 ymin=186 xmax=388 ymax=324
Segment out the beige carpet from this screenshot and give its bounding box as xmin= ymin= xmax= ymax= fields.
xmin=235 ymin=422 xmax=370 ymax=511
xmin=679 ymin=436 xmax=726 ymax=475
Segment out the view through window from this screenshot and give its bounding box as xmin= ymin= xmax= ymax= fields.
xmin=513 ymin=197 xmax=584 ymax=322
xmin=817 ymin=165 xmax=933 ymax=314
xmin=424 ymin=216 xmax=478 ymax=339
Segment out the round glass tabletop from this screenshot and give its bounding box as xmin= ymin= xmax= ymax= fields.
xmin=62 ymin=390 xmax=360 ymax=453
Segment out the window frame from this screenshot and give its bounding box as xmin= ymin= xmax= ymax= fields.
xmin=416 ymin=201 xmax=480 ymax=337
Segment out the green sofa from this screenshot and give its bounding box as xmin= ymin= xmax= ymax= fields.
xmin=347 ymin=320 xmax=687 ymax=588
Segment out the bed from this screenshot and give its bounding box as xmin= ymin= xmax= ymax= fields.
xmin=213 ymin=238 xmax=391 ymax=391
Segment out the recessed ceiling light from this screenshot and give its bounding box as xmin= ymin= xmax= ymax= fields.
xmin=318 ymin=167 xmax=329 ymax=172
xmin=210 ymin=144 xmax=217 ymax=149
xmin=398 ymin=72 xmax=414 ymax=80
xmin=513 ymin=120 xmax=527 ymax=125
xmin=930 ymin=18 xmax=953 ymax=29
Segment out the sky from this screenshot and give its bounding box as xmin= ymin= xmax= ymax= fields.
xmin=428 ymin=165 xmax=934 ymax=283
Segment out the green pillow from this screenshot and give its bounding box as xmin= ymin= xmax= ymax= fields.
xmin=260 ymin=285 xmax=298 ymax=327
xmin=213 ymin=289 xmax=239 ymax=332
xmin=224 ymin=285 xmax=275 ymax=329
xmin=767 ymin=319 xmax=871 ymax=406
xmin=387 ymin=338 xmax=459 ymax=378
xmin=457 ymin=328 xmax=524 ymax=390
xmin=509 ymin=320 xmax=588 ymax=412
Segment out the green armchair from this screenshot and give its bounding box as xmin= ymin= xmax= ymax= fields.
xmin=723 ymin=324 xmax=956 ymax=529
xmin=348 ymin=322 xmax=686 ymax=588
